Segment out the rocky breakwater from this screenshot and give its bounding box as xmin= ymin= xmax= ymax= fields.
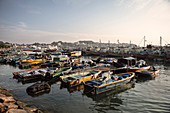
xmin=0 ymin=87 xmax=42 ymax=113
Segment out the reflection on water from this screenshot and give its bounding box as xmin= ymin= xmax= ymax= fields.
xmin=84 ymin=83 xmax=135 ymax=112
xmin=0 ymin=63 xmax=170 ymax=113
xmin=60 ymin=83 xmax=84 ymax=94
xmin=17 ymin=78 xmax=42 ymax=84
xmin=59 ymin=81 xmax=135 ymax=113
xmin=135 ymin=74 xmax=158 ymax=83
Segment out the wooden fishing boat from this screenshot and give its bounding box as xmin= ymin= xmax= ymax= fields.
xmin=26 ymin=81 xmax=51 ymax=96
xmin=60 ymin=70 xmax=102 ymax=87
xmin=21 ymin=68 xmax=57 ymax=81
xmin=114 ymin=57 xmax=150 ymax=72
xmin=84 ymin=82 xmax=134 ymax=101
xmin=21 ymin=58 xmax=46 ymax=65
xmin=71 ymin=63 xmax=87 ymax=69
xmin=13 ymin=67 xmax=45 ymax=78
xmin=135 ymin=66 xmax=160 ymax=78
xmin=127 ymin=65 xmax=150 ymax=72
xmin=83 ymin=72 xmax=135 ymax=94
xmin=13 ymin=68 xmax=57 ymax=80
xmin=50 ymin=67 xmax=72 ymax=78
xmin=139 ymin=70 xmax=160 ymax=76
xmin=60 ymin=71 xmax=90 ymax=84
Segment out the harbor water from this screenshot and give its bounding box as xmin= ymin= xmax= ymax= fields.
xmin=0 ymin=61 xmax=170 ymax=113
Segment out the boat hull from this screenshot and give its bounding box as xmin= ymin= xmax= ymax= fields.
xmin=84 ymin=72 xmax=135 ymax=94
xmin=60 ymin=71 xmax=102 ymax=87
xmin=52 ymin=67 xmax=72 ymax=78
xmin=21 ymin=59 xmax=46 ymax=65
xmin=136 ymin=70 xmax=160 ymax=78
xmin=84 ymin=82 xmax=134 ymax=101
xmin=128 ymin=66 xmax=150 ymax=72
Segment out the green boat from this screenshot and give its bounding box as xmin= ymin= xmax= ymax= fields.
xmin=52 ymin=67 xmax=72 ymax=78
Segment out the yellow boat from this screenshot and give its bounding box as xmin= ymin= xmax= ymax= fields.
xmin=60 ymin=70 xmax=102 ymax=87
xmin=21 ymin=58 xmax=46 ymax=65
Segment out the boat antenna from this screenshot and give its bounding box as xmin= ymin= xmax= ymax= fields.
xmin=108 ymin=40 xmax=110 ymax=48
xmin=99 ymin=39 xmax=101 ymax=49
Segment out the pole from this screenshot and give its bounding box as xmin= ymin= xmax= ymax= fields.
xmin=160 ymin=36 xmax=162 ymax=47
xmin=144 ymin=36 xmax=146 ymax=47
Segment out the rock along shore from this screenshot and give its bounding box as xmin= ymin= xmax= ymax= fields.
xmin=0 ymin=86 xmax=43 ymax=113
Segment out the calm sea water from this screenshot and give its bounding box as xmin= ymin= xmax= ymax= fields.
xmin=0 ymin=61 xmax=170 ymax=113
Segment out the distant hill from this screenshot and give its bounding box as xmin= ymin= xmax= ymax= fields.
xmin=78 ymin=41 xmax=95 ymax=44
xmin=0 ymin=41 xmax=10 ymax=48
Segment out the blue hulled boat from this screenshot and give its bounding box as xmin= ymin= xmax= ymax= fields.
xmin=83 ymin=72 xmax=135 ymax=94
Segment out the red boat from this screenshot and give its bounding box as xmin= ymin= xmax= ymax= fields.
xmin=117 ymin=57 xmax=150 ymax=72
xmin=127 ymin=65 xmax=151 ymax=72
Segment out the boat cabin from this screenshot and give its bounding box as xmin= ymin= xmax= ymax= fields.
xmin=51 ymin=55 xmax=69 ymax=62
xmin=118 ymin=57 xmax=137 ymax=66
xmin=71 ymin=51 xmax=82 ymax=57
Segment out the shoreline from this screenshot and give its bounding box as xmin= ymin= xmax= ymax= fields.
xmin=0 ymin=86 xmax=43 ymax=113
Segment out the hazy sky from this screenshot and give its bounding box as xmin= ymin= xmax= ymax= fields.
xmin=0 ymin=0 xmax=170 ymax=45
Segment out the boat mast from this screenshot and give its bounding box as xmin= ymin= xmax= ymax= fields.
xmin=108 ymin=40 xmax=110 ymax=48
xmin=160 ymin=36 xmax=162 ymax=47
xmin=144 ymin=36 xmax=146 ymax=47
xmin=99 ymin=39 xmax=101 ymax=49
xmin=117 ymin=39 xmax=119 ymax=47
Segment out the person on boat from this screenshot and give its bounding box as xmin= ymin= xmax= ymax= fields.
xmin=137 ymin=63 xmax=141 ymax=68
xmin=45 ymin=71 xmax=52 ymax=79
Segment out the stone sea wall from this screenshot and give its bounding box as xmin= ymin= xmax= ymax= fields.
xmin=0 ymin=87 xmax=43 ymax=113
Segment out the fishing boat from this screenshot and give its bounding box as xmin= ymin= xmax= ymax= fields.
xmin=83 ymin=72 xmax=135 ymax=94
xmin=115 ymin=57 xmax=150 ymax=72
xmin=13 ymin=68 xmax=57 ymax=80
xmin=84 ymin=82 xmax=134 ymax=101
xmin=60 ymin=70 xmax=102 ymax=87
xmin=13 ymin=67 xmax=43 ymax=78
xmin=135 ymin=66 xmax=160 ymax=78
xmin=126 ymin=66 xmax=150 ymax=72
xmin=70 ymin=63 xmax=87 ymax=69
xmin=46 ymin=67 xmax=72 ymax=79
xmin=21 ymin=58 xmax=46 ymax=65
xmin=99 ymin=57 xmax=117 ymax=64
xmin=128 ymin=60 xmax=150 ymax=72
xmin=26 ymin=81 xmax=51 ymax=96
